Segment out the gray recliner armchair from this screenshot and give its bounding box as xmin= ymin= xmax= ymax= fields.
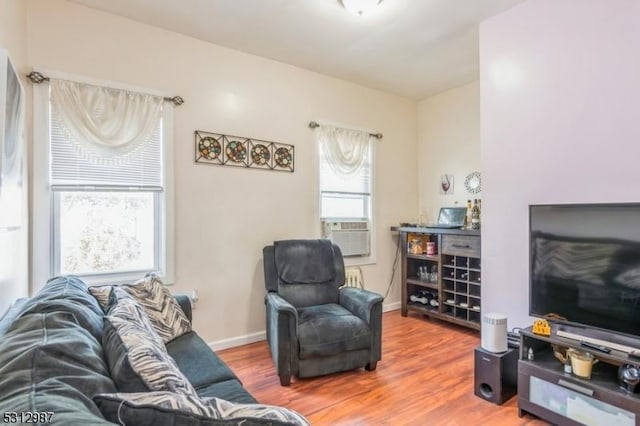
xmin=263 ymin=239 xmax=383 ymax=386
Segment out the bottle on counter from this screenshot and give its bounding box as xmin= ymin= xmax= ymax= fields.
xmin=465 ymin=199 xmax=473 ymax=229
xmin=471 ymin=199 xmax=480 ymax=230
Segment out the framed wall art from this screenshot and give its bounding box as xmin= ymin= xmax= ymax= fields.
xmin=439 ymin=174 xmax=454 ymax=195
xmin=195 ymin=130 xmax=294 ymax=172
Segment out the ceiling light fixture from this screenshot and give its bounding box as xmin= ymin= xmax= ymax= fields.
xmin=340 ymin=0 xmax=382 ymax=16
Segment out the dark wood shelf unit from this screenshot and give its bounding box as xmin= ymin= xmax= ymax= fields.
xmin=407 ymin=253 xmax=440 ymax=262
xmin=406 ymin=302 xmax=439 ymax=315
xmin=392 ymin=226 xmax=481 ymax=331
xmin=406 ymin=278 xmax=438 ymax=290
xmin=518 ymin=326 xmax=640 ymax=425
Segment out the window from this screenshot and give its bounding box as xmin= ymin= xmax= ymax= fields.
xmin=55 ymin=191 xmax=157 ymax=275
xmin=33 ymin=74 xmax=174 ymax=286
xmin=318 ymin=125 xmax=374 ymax=261
xmin=319 ymin=144 xmax=372 ymax=220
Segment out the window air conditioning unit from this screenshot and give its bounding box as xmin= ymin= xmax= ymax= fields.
xmin=321 ymin=221 xmax=370 ymax=257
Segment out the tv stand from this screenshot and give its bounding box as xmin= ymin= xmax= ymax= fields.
xmin=518 ymin=326 xmax=640 ymax=425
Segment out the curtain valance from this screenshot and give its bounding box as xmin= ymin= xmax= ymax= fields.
xmin=317 ymin=125 xmax=372 ymax=177
xmin=50 ymin=79 xmax=163 ymax=159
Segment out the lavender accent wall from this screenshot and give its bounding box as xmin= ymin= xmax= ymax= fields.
xmin=480 ymin=0 xmax=640 ymax=328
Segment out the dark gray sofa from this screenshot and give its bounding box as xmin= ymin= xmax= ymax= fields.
xmin=0 ymin=276 xmax=256 ymax=425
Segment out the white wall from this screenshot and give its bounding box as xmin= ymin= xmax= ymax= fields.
xmin=417 ymin=81 xmax=480 ymax=222
xmin=26 ymin=0 xmax=418 ymax=344
xmin=480 ymin=0 xmax=640 ymax=328
xmin=0 ymin=0 xmax=29 ymax=315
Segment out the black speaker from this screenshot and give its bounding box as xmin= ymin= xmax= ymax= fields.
xmin=474 ymin=346 xmax=518 ymax=405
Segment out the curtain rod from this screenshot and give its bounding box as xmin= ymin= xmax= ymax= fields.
xmin=308 ymin=120 xmax=382 ymax=139
xmin=25 ymin=71 xmax=184 ymax=106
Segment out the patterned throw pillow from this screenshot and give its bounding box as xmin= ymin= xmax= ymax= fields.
xmin=94 ymin=391 xmax=310 ymax=426
xmin=103 ymin=289 xmax=197 ymax=394
xmin=88 ymin=285 xmax=112 ymax=311
xmin=89 ymin=274 xmax=191 ymax=343
xmin=124 ymin=274 xmax=192 ymax=343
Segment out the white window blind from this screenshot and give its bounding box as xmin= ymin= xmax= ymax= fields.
xmin=50 ymin=109 xmax=163 ymax=189
xmin=318 ymin=127 xmax=373 ymax=220
xmin=319 ymin=147 xmax=371 ymax=195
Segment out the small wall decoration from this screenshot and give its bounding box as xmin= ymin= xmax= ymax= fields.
xmin=464 ymin=171 xmax=481 ymax=194
xmin=440 ymin=174 xmax=454 ymax=195
xmin=195 ymin=130 xmax=294 ymax=172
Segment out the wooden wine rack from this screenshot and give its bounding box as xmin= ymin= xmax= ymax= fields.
xmin=393 ymin=226 xmax=481 ymax=331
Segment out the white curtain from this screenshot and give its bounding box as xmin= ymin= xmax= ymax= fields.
xmin=318 ymin=125 xmax=371 ymax=176
xmin=50 ymin=79 xmax=163 ymax=159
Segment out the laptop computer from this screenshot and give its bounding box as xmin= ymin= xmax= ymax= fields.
xmin=425 ymin=207 xmax=467 ymax=229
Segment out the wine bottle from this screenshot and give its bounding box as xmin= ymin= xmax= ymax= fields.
xmin=471 ymin=199 xmax=480 ymax=230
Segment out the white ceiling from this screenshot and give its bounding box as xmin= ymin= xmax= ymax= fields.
xmin=70 ymin=0 xmax=524 ymax=100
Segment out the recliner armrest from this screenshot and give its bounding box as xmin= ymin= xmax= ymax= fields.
xmin=265 ymin=293 xmax=298 ymax=323
xmin=265 ymin=292 xmax=299 ymax=385
xmin=339 ymin=287 xmax=383 ymax=324
xmin=173 ymin=294 xmax=193 ymax=323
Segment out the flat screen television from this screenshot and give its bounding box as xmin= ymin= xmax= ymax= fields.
xmin=529 ymin=203 xmax=640 ymax=341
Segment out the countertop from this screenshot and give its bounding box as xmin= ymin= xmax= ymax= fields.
xmin=390 ymin=225 xmax=480 ymax=236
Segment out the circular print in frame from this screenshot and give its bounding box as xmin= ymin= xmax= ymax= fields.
xmin=226 ymin=140 xmax=247 ymax=163
xmin=274 ymin=147 xmax=292 ymax=168
xmin=464 ymin=171 xmax=481 ymax=194
xmin=251 ymin=144 xmax=271 ymax=166
xmin=198 ymin=136 xmax=222 ymax=160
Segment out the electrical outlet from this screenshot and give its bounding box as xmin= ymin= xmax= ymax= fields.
xmin=190 ymin=289 xmax=199 ymax=309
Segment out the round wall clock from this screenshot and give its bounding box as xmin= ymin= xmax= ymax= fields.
xmin=464 ymin=171 xmax=481 ymax=194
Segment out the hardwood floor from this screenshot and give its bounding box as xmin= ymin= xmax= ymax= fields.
xmin=218 ymin=310 xmax=549 ymax=425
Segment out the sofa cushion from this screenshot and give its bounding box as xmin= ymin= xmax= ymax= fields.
xmin=196 ymin=379 xmax=257 ymax=404
xmin=297 ymin=303 xmax=371 ymax=359
xmin=94 ymin=391 xmax=309 ymax=425
xmin=0 ymin=297 xmax=28 ymax=338
xmin=0 ymin=311 xmax=116 ymax=425
xmin=103 ymin=289 xmax=196 ymax=394
xmin=18 ymin=275 xmax=105 ymax=340
xmin=90 ymin=274 xmax=191 ymax=343
xmin=166 ymin=331 xmax=239 ymax=389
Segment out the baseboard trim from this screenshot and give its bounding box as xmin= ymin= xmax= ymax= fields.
xmin=208 ymin=302 xmax=401 ymax=351
xmin=208 ymin=331 xmax=266 ymax=351
xmin=383 ymin=301 xmax=401 ymax=312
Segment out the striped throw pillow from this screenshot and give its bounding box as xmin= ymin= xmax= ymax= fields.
xmin=90 ymin=274 xmax=191 ymax=343
xmin=103 ymin=289 xmax=197 ymax=394
xmin=94 ymin=391 xmax=310 ymax=425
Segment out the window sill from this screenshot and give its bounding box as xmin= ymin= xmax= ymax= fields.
xmin=344 ymin=255 xmax=376 ymax=267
